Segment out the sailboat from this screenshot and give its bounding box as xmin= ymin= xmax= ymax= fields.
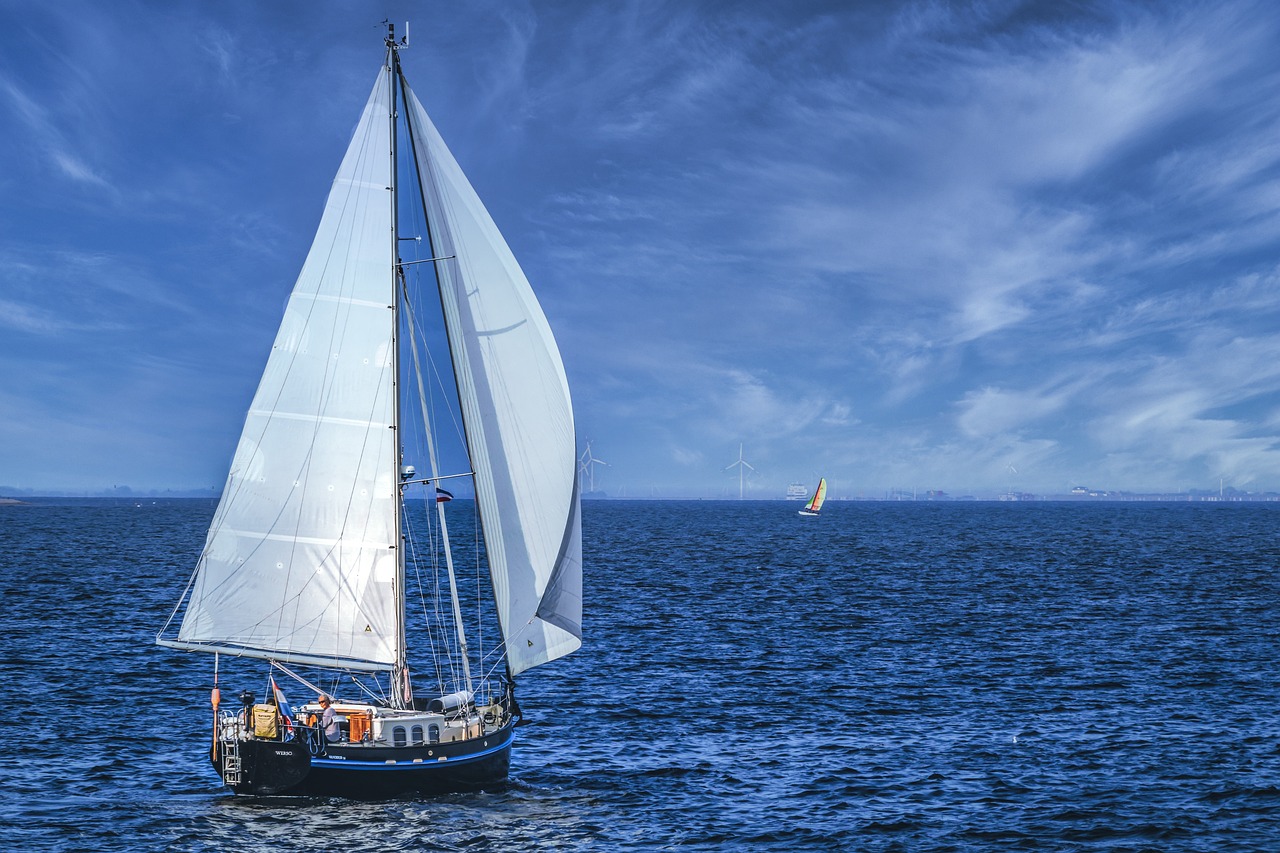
xmin=156 ymin=24 xmax=582 ymax=797
xmin=797 ymin=478 xmax=827 ymax=517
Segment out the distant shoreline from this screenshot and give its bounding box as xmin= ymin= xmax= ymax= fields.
xmin=2 ymin=494 xmax=1278 ymax=505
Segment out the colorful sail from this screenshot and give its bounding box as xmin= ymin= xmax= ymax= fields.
xmin=799 ymin=477 xmax=828 ymax=516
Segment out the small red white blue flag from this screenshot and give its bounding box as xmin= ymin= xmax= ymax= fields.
xmin=435 ymin=488 xmax=453 ymax=503
xmin=270 ymin=676 xmax=294 ymax=723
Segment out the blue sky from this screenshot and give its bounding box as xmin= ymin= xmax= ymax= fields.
xmin=2 ymin=0 xmax=1280 ymax=498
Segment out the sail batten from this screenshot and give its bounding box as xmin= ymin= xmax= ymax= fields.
xmin=245 ymin=409 xmax=393 ymax=429
xmin=290 ymin=292 xmax=393 ymax=309
xmin=212 ymin=527 xmax=391 ymax=549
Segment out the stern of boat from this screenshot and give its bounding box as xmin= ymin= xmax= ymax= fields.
xmin=211 ymin=708 xmax=312 ymax=795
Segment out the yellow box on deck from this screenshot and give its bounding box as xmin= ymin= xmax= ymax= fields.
xmin=252 ymin=704 xmax=278 ymax=738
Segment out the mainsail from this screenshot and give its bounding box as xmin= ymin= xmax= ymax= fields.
xmin=403 ymin=83 xmax=583 ymax=676
xmin=163 ymin=71 xmax=399 ymax=671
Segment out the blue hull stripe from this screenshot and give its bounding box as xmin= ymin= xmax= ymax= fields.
xmin=310 ymin=731 xmax=513 ymax=772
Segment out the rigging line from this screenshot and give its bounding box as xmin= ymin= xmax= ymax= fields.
xmin=349 ymin=675 xmax=389 ymax=704
xmin=401 ymin=472 xmax=474 ymax=486
xmin=398 ymin=255 xmax=455 ymax=267
xmin=397 ymin=78 xmax=483 ymax=509
xmin=477 ymin=656 xmax=507 ymax=687
xmin=475 ymin=500 xmax=484 ymax=666
xmin=415 ymin=548 xmax=457 ymax=695
xmin=404 ymin=449 xmax=454 ymax=694
xmin=270 ymin=661 xmax=325 ymax=700
xmin=402 ymin=502 xmax=447 ymax=693
xmin=477 ymin=641 xmax=509 ymax=669
xmin=156 ymin=560 xmax=203 ymax=638
xmin=400 ymin=267 xmax=475 ymax=698
xmin=399 ymin=337 xmax=460 ymax=695
xmin=399 ymin=283 xmax=468 ymax=453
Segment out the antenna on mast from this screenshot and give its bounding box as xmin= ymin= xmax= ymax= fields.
xmin=382 ymin=19 xmax=408 ymax=49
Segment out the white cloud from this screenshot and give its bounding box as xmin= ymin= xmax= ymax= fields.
xmin=52 ymin=150 xmax=109 ymax=187
xmin=2 ymin=75 xmax=109 ymax=191
xmin=956 ymin=385 xmax=1073 ymax=439
xmin=0 ymin=298 xmax=61 ymax=334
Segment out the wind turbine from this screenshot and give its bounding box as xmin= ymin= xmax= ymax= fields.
xmin=724 ymin=443 xmax=756 ymax=500
xmin=578 ymin=441 xmax=608 ymax=494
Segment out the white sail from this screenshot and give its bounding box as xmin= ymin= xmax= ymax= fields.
xmin=166 ymin=68 xmax=400 ymax=671
xmin=403 ymin=84 xmax=583 ymax=676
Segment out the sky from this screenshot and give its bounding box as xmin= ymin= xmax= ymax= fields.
xmin=2 ymin=0 xmax=1280 ymax=499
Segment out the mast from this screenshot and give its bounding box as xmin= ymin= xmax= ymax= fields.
xmin=386 ymin=23 xmax=410 ymax=708
xmin=389 ymin=26 xmax=476 ymax=703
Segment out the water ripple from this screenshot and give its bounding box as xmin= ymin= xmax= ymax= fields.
xmin=4 ymin=499 xmax=1280 ymax=850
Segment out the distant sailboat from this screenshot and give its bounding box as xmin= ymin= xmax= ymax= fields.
xmin=156 ymin=23 xmax=582 ymax=797
xmin=798 ymin=478 xmax=827 ymax=516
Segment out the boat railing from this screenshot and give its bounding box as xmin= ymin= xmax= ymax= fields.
xmin=217 ymin=696 xmax=510 ymax=750
xmin=217 ymin=709 xmax=245 ymax=742
xmin=218 ymin=707 xmax=316 ymax=744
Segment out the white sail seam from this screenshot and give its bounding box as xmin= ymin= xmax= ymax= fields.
xmin=289 ymin=291 xmax=390 ymax=310
xmin=215 ymin=526 xmax=392 ymax=549
xmin=246 ymin=409 xmax=392 ymax=428
xmin=333 ymin=176 xmax=389 ymax=192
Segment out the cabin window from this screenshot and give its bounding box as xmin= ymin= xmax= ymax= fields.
xmin=428 ymin=724 xmax=440 ymax=744
xmin=393 ymin=725 xmax=407 ymax=747
xmin=411 ymin=725 xmax=424 ymax=744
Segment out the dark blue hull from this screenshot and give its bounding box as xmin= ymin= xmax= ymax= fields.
xmin=213 ymin=722 xmax=514 ymax=798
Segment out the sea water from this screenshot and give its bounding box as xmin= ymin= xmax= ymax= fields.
xmin=3 ymin=498 xmax=1280 ymax=850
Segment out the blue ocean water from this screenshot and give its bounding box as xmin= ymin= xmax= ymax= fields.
xmin=3 ymin=498 xmax=1280 ymax=850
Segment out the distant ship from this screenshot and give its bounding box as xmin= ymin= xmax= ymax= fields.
xmin=786 ymin=482 xmax=809 ymax=500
